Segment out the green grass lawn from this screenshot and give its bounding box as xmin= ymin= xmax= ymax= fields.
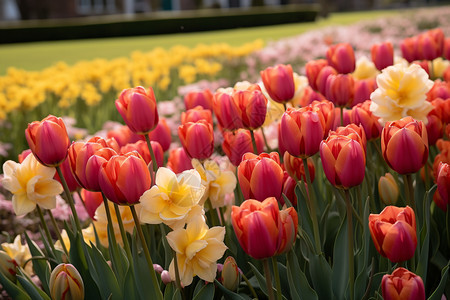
xmin=0 ymin=8 xmax=410 ymax=74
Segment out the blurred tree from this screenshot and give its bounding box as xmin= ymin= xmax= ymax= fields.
xmin=229 ymin=0 xmax=240 ymax=7
xmin=251 ymin=0 xmax=264 ymax=6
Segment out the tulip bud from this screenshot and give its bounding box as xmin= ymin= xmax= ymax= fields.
xmin=378 ymin=173 xmax=399 ymax=205
xmin=80 ymin=189 xmax=103 ymax=220
xmin=161 ymin=270 xmax=172 ymax=285
xmin=54 ymin=157 xmax=80 ymax=192
xmin=281 ymin=174 xmax=297 ymax=207
xmin=371 ymin=42 xmax=394 ymax=71
xmin=0 ymin=251 xmax=18 ymax=282
xmin=260 ymin=64 xmax=296 ymax=103
xmin=382 ymin=268 xmax=425 ymax=300
xmin=417 ymin=28 xmax=444 ymax=61
xmin=49 ymin=263 xmax=84 ymax=300
xmin=115 ymin=86 xmax=159 ymax=135
xmin=326 ymin=43 xmax=356 ymax=74
xmin=232 ymin=89 xmax=267 ymax=130
xmin=178 ymin=120 xmax=214 ymax=160
xmin=381 ymin=117 xmax=428 ymax=175
xmin=25 ymin=115 xmax=70 ymax=167
xmin=221 ymin=256 xmax=240 ymax=291
xmin=277 ymin=207 xmax=298 ymax=254
xmin=426 ymin=80 xmax=450 ymax=101
xmin=181 ymin=106 xmax=213 ymax=126
xmin=184 ymin=89 xmax=214 ymax=111
xmin=213 ymin=91 xmax=243 ymax=131
xmin=436 ymin=162 xmax=449 ymax=212
xmin=283 ymin=152 xmax=315 ymax=182
xmin=369 ymin=206 xmax=417 ymax=263
xmin=350 ymin=100 xmax=382 ymax=141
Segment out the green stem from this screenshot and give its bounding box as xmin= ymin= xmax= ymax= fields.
xmin=260 ymin=127 xmax=272 ymax=152
xmin=262 ymin=258 xmax=275 ymax=300
xmin=249 ymin=130 xmax=258 ymax=154
xmin=173 ymin=249 xmax=186 ymax=300
xmin=241 ymin=272 xmax=258 ymax=299
xmin=130 ymin=205 xmax=163 ymax=300
xmin=145 ymin=134 xmax=158 ymax=186
xmin=113 ymin=204 xmax=133 ymax=265
xmin=36 ymin=205 xmax=57 ymax=253
xmin=404 ymin=174 xmax=416 ymax=213
xmin=302 ymin=158 xmax=321 ymax=253
xmin=101 ymin=193 xmax=118 ymax=247
xmin=447 ymin=205 xmax=450 ymax=249
xmin=271 ymin=257 xmax=282 ymax=300
xmin=340 ymin=106 xmax=344 ymax=127
xmin=56 ymin=166 xmax=82 ymax=233
xmin=47 ymin=209 xmax=69 ymax=256
xmin=344 ymin=189 xmax=355 ymax=300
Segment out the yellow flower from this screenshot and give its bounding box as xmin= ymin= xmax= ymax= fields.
xmin=431 ymin=57 xmax=450 ymax=79
xmin=55 ymin=225 xmax=97 ymax=252
xmin=166 ymin=216 xmax=227 ymax=286
xmin=2 ymin=154 xmax=63 ymax=216
xmin=139 ymin=168 xmax=205 ymax=229
xmin=370 ymin=63 xmax=434 ymax=125
xmin=93 ymin=202 xmax=135 ymax=247
xmin=352 ymin=56 xmax=380 ymax=80
xmin=192 ymin=159 xmax=236 ymax=209
xmin=1 ymin=235 xmax=33 ymax=275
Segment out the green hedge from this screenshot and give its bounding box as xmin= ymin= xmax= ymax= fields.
xmin=0 ymin=4 xmax=319 ymax=44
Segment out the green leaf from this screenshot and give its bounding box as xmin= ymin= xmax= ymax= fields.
xmin=86 ymin=243 xmax=123 ymax=300
xmin=286 ymin=250 xmax=317 ymax=300
xmin=0 ymin=269 xmax=31 ymax=300
xmin=16 ymin=275 xmax=49 ymax=300
xmin=123 ymin=265 xmax=138 ymax=300
xmin=309 ymin=253 xmax=333 ymax=300
xmin=107 ymin=225 xmax=128 ymax=285
xmin=24 ymin=232 xmax=51 ymax=294
xmin=427 ymin=263 xmax=449 ymax=300
xmin=193 ymin=282 xmax=214 ymax=300
xmin=354 ymin=197 xmax=371 ymax=300
xmin=416 ymin=185 xmax=436 ymax=285
xmin=214 ymin=279 xmax=247 ymax=300
xmin=163 ymin=282 xmax=175 ymax=300
xmin=295 ymin=183 xmax=314 ymax=250
xmin=248 ymin=262 xmax=275 ymax=297
xmin=331 ymin=213 xmax=349 ymax=300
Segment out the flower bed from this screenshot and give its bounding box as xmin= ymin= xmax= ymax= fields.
xmin=1 ymin=6 xmax=450 ymax=300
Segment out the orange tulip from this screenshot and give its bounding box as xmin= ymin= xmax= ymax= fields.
xmin=277 ymin=207 xmax=298 ymax=254
xmin=381 ymin=117 xmax=428 ymax=175
xmin=54 ymin=157 xmax=80 ymax=192
xmin=178 ymin=120 xmax=214 ymax=160
xmin=213 ymin=90 xmax=243 ymax=131
xmin=232 ymin=89 xmax=267 ymax=130
xmin=426 ymin=100 xmax=445 ymax=146
xmin=326 ymin=43 xmax=355 ymax=74
xmin=382 ymin=268 xmax=425 ymax=300
xmin=184 ymin=89 xmax=213 ymax=111
xmin=181 ymin=106 xmax=213 ymax=126
xmin=371 ymin=42 xmax=394 ymax=71
xmin=331 ymin=124 xmax=367 ymax=154
xmin=426 ymin=80 xmax=450 ymax=101
xmin=80 ymin=189 xmax=103 ymax=220
xmin=68 ymin=139 xmax=118 ymax=191
xmin=25 ymin=115 xmax=70 ymax=167
xmin=120 ymin=140 xmax=163 ymax=168
xmin=231 ymin=197 xmax=282 ymax=259
xmin=283 ymin=152 xmax=315 ymax=182
xmin=417 ymin=28 xmax=444 ymax=61
xmin=237 ymin=152 xmax=284 ymax=201
xmin=320 ymin=134 xmax=365 ymax=189
xmin=98 ymin=152 xmax=151 ymax=205
xmin=260 ymin=64 xmax=295 ymax=103
xmin=305 ymin=59 xmax=328 ymax=91
xmin=115 ymin=86 xmax=159 ymax=134
xmin=350 ymin=100 xmax=382 ymax=141
xmin=222 ymin=129 xmax=263 ymax=166
xmin=369 ymin=206 xmax=417 ymax=263
xmin=325 ymin=74 xmax=355 ymax=107
xmin=106 ymin=125 xmax=141 ymax=148
xmin=281 ymin=175 xmax=297 ymax=206
xmin=280 ymin=106 xmax=326 ymax=158
xmin=436 ymin=162 xmax=449 ymax=212
xmin=310 ymin=100 xmax=335 ymax=138
xmin=147 ymin=118 xmax=172 ymax=152
xmin=400 ymin=36 xmax=419 ymax=63
xmin=166 ymin=147 xmax=193 ymax=174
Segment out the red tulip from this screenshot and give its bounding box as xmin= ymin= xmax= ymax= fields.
xmin=382 ymin=268 xmax=425 ymax=300
xmin=166 ymin=147 xmax=193 ymax=174
xmin=369 ymin=206 xmax=417 ymax=263
xmin=98 ymin=152 xmax=151 ymax=205
xmin=232 ymin=89 xmax=267 ymax=130
xmin=417 ymin=28 xmax=444 ymax=61
xmin=444 ymin=38 xmax=450 ymax=61
xmin=279 ymin=106 xmax=326 ymax=158
xmin=331 ymin=124 xmax=367 ymax=154
xmin=80 ymin=189 xmax=103 ymax=220
xmin=222 ymin=129 xmax=263 ymax=166
xmin=320 ymin=134 xmax=365 ymax=189
xmin=325 ymin=74 xmax=354 ymax=107
xmin=352 ymin=79 xmax=376 ymax=107
xmin=297 ymin=86 xmax=326 ymax=107
xmin=68 ymin=139 xmax=118 ymax=191
xmin=120 ymin=140 xmax=163 ymax=167
xmin=426 ymin=80 xmax=450 ymax=101
xmin=115 ymin=86 xmax=159 ymax=134
xmin=181 ymin=106 xmax=213 ymax=126
xmin=305 ymin=59 xmax=328 ymax=91
xmin=436 ymin=162 xmax=449 ymax=212
xmin=260 ymin=64 xmax=295 ymax=103
xmin=316 ymin=65 xmax=338 ymax=96
xmin=426 ymin=100 xmax=444 ymax=146
xmin=25 ymin=115 xmax=70 ymax=167
xmin=350 ymin=100 xmax=382 ymax=141
xmin=237 ymin=152 xmax=284 ymax=201
xmin=400 ymin=37 xmax=419 ymax=63
xmin=371 ymin=42 xmax=394 ymax=71
xmin=281 ymin=175 xmax=297 ymax=207
xmin=147 ymin=118 xmax=172 ymax=152
xmin=326 ymin=43 xmax=355 ymax=74
xmin=184 ymin=89 xmax=213 ymax=111
xmin=381 ymin=117 xmax=428 ymax=175
xmin=231 ymin=197 xmax=282 ymax=259
xmin=213 ymin=90 xmax=243 ymax=131
xmin=54 ymin=157 xmax=80 ymax=192
xmin=178 ymin=120 xmax=214 ymax=160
